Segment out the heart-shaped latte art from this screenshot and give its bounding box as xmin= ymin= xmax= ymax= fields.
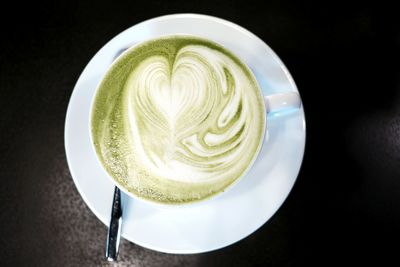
xmin=92 ymin=36 xmax=266 ymax=204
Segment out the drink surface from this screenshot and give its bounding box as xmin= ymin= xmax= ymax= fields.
xmin=91 ymin=35 xmax=266 ymax=204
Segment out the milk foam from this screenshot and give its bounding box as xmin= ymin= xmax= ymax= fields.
xmin=91 ymin=36 xmax=265 ymax=203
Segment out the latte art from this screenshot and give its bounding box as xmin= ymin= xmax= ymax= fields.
xmin=92 ymin=36 xmax=265 ymax=204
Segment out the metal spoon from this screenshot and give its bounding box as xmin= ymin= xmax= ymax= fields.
xmin=105 ymin=186 xmax=122 ymax=261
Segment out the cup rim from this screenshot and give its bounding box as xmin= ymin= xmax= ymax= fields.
xmin=88 ymin=33 xmax=268 ymax=209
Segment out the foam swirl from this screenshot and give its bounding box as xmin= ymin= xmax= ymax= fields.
xmin=91 ymin=36 xmax=265 ymax=203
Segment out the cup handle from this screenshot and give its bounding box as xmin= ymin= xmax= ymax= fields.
xmin=264 ymin=92 xmax=302 ymax=114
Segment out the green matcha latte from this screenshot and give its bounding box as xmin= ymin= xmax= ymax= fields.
xmin=91 ymin=35 xmax=266 ymax=204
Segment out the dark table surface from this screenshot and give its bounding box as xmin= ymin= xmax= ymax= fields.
xmin=1 ymin=1 xmax=399 ymax=266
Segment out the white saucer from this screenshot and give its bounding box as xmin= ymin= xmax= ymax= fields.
xmin=65 ymin=14 xmax=305 ymax=254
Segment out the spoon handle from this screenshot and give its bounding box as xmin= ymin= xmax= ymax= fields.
xmin=105 ymin=187 xmax=122 ymax=261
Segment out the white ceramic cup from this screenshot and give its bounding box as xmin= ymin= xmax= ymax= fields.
xmin=90 ymin=35 xmax=302 ymax=208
